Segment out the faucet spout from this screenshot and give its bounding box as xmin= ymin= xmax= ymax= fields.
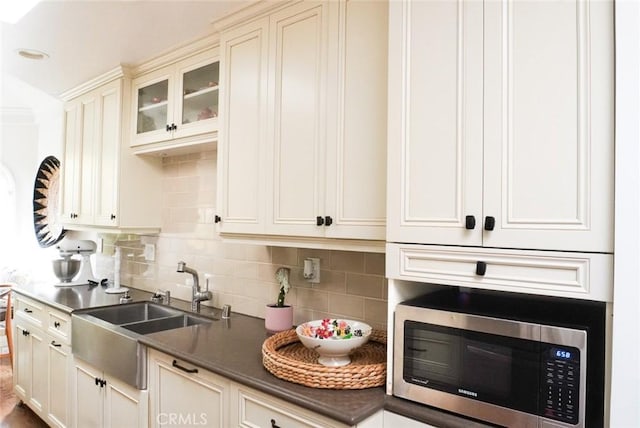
xmin=176 ymin=261 xmax=211 ymax=312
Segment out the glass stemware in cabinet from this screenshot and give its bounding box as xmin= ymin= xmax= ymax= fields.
xmin=137 ymin=80 xmax=169 ymax=134
xmin=181 ymin=62 xmax=219 ymax=125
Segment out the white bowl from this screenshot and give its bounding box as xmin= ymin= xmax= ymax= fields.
xmin=296 ymin=319 xmax=372 ymax=367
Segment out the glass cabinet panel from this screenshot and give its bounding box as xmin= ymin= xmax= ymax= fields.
xmin=181 ymin=62 xmax=219 ymax=125
xmin=137 ymin=80 xmax=169 ymax=134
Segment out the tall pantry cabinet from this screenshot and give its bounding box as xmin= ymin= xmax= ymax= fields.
xmin=387 ymin=0 xmax=614 ymax=254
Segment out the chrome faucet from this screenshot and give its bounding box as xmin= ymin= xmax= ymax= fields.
xmin=177 ymin=261 xmax=211 ymax=312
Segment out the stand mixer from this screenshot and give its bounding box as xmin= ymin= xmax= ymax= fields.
xmin=53 ymin=239 xmax=98 ymax=286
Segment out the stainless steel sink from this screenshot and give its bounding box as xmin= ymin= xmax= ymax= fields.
xmin=122 ymin=314 xmax=209 ymax=335
xmin=84 ymin=302 xmax=183 ymax=324
xmin=72 ymin=301 xmax=214 ymax=389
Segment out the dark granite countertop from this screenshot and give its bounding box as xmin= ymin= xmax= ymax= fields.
xmin=12 ymin=283 xmax=495 ymax=427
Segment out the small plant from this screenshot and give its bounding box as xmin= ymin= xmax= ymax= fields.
xmin=275 ymin=267 xmax=291 ymax=307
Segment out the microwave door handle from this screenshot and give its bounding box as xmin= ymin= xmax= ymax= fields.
xmin=466 ymin=344 xmax=511 ymax=364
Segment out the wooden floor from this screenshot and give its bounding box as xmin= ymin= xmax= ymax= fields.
xmin=0 ymin=356 xmax=48 ymax=428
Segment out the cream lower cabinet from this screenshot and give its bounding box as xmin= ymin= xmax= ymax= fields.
xmin=231 ymin=383 xmax=374 ymax=428
xmin=13 ymin=293 xmax=72 ymax=428
xmin=148 ymin=349 xmax=229 ymax=428
xmin=72 ymin=358 xmax=148 ymax=428
xmin=387 ymin=0 xmax=614 ymax=254
xmin=218 ymin=0 xmax=387 ymax=249
xmin=149 ymin=349 xmax=382 ymax=428
xmin=383 ymin=411 xmax=435 ymax=428
xmin=13 ymin=320 xmax=48 ymax=415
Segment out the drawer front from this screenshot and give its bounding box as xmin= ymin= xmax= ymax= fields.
xmin=14 ymin=294 xmax=45 ymax=327
xmin=47 ymin=309 xmax=71 ymax=344
xmin=386 ymin=244 xmax=613 ymax=301
xmin=233 ymin=385 xmax=347 ymax=428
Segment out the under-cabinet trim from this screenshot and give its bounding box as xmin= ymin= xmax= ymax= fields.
xmin=386 ymin=243 xmax=613 ymax=302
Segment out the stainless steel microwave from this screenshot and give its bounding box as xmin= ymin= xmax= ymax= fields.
xmin=393 ymin=288 xmax=606 ymax=428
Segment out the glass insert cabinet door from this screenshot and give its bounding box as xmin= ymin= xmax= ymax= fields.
xmin=181 ymin=62 xmax=219 ymax=126
xmin=136 ymin=79 xmax=169 ymax=134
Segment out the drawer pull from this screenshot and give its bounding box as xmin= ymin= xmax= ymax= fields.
xmin=51 ymin=341 xmax=62 ymax=348
xmin=270 ymin=419 xmax=280 ymax=428
xmin=172 ymin=360 xmax=198 ymax=374
xmin=24 ymin=308 xmax=33 ymax=313
xmin=476 ymin=261 xmax=487 ymax=276
xmin=54 ymin=321 xmax=61 ymax=328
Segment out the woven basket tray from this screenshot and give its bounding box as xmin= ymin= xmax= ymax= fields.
xmin=262 ymin=329 xmax=387 ymax=389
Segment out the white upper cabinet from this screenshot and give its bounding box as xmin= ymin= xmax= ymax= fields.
xmin=131 ymin=49 xmax=220 ymax=154
xmin=218 ymin=0 xmax=387 ymax=250
xmin=265 ymin=1 xmax=329 ymax=239
xmin=387 ymin=0 xmax=614 ymax=253
xmin=218 ymin=16 xmax=269 ymax=235
xmin=324 ymin=0 xmax=388 ymax=241
xmin=60 ymin=68 xmax=163 ymax=232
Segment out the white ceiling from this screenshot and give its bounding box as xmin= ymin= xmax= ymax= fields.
xmin=0 ymin=0 xmax=248 ymax=98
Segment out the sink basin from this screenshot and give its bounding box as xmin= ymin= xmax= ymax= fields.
xmin=83 ymin=301 xmax=182 ymax=324
xmin=122 ymin=314 xmax=209 ymax=335
xmin=72 ymin=301 xmax=215 ymax=389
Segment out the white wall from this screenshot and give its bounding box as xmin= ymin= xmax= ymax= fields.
xmin=610 ymin=2 xmax=640 ymax=427
xmin=0 ymin=74 xmax=63 ymax=280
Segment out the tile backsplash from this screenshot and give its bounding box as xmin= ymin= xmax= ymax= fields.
xmin=97 ymin=151 xmax=387 ymax=331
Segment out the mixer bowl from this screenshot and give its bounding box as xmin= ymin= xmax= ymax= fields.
xmin=53 ymin=258 xmax=81 ymax=282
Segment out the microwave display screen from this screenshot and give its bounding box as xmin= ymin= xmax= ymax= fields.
xmin=403 ymin=320 xmax=540 ymax=415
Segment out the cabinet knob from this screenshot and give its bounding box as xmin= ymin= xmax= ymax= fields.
xmin=270 ymin=419 xmax=281 ymax=428
xmin=484 ymin=216 xmax=495 ymax=231
xmin=316 ymin=216 xmax=324 ymax=226
xmin=51 ymin=341 xmax=62 ymax=348
xmin=110 ymin=214 xmax=116 ymax=220
xmin=324 ymin=216 xmax=333 ymax=226
xmin=54 ymin=321 xmax=60 ymax=328
xmin=166 ymin=124 xmax=172 ymax=132
xmin=22 ymin=329 xmax=30 ymax=336
xmin=465 ymin=215 xmax=476 ymax=230
xmin=214 ymin=215 xmax=221 ymax=224
xmin=476 ymin=261 xmax=487 ymax=276
xmin=172 ymin=123 xmax=177 ymax=131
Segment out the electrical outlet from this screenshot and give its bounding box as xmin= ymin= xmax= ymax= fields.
xmin=304 ymin=258 xmax=320 ymax=283
xmin=143 ymin=244 xmax=155 ymax=261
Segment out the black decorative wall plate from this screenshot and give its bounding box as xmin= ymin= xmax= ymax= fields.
xmin=33 ymin=155 xmax=66 ymax=247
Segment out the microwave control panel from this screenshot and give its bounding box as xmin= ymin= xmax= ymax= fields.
xmin=541 ymin=345 xmax=580 ymax=424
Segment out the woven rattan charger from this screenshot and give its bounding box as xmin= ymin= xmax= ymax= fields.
xmin=262 ymin=329 xmax=387 ymax=389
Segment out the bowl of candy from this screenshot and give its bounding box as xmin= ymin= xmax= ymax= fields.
xmin=296 ymin=319 xmax=372 ymax=367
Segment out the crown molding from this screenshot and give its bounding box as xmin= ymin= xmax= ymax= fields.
xmin=60 ymin=65 xmax=131 ymax=101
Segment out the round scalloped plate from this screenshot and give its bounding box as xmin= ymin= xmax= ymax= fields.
xmin=33 ymin=156 xmax=66 ymax=248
